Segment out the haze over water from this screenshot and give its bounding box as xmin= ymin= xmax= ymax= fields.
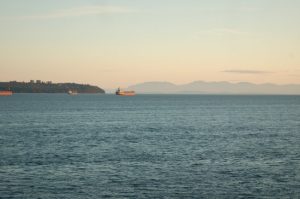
xmin=1 ymin=94 xmax=299 ymax=198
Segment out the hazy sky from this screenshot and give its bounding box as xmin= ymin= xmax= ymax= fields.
xmin=0 ymin=0 xmax=299 ymax=88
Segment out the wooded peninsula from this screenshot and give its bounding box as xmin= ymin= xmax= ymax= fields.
xmin=0 ymin=80 xmax=105 ymax=93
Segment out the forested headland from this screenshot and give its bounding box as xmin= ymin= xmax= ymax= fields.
xmin=0 ymin=81 xmax=105 ymax=93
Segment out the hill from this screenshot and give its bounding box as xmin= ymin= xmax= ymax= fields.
xmin=0 ymin=81 xmax=105 ymax=93
xmin=128 ymin=81 xmax=300 ymax=95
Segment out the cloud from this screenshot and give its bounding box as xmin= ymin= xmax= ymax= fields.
xmin=1 ymin=5 xmax=134 ymax=21
xmin=222 ymin=70 xmax=272 ymax=74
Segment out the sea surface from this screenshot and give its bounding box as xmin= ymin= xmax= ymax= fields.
xmin=0 ymin=94 xmax=299 ymax=198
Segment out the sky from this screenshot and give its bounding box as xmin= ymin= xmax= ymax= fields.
xmin=0 ymin=0 xmax=299 ymax=88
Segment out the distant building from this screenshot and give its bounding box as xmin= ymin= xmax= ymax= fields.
xmin=36 ymin=80 xmax=42 ymax=84
xmin=30 ymin=80 xmax=35 ymax=83
xmin=46 ymin=81 xmax=52 ymax=84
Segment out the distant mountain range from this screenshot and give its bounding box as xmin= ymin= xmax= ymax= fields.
xmin=127 ymin=81 xmax=300 ymax=94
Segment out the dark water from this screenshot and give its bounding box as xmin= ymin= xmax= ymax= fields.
xmin=0 ymin=94 xmax=299 ymax=198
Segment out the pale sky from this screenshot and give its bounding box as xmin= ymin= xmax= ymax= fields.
xmin=0 ymin=0 xmax=299 ymax=88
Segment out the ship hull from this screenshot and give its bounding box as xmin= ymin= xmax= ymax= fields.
xmin=68 ymin=90 xmax=78 ymax=95
xmin=116 ymin=91 xmax=135 ymax=96
xmin=0 ymin=91 xmax=13 ymax=96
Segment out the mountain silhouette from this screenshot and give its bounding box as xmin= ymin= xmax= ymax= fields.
xmin=128 ymin=81 xmax=300 ymax=94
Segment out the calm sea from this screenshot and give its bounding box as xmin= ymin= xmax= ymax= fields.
xmin=0 ymin=94 xmax=299 ymax=198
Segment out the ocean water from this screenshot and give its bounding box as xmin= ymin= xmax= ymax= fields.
xmin=0 ymin=94 xmax=299 ymax=198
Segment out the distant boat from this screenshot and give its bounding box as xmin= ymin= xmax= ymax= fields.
xmin=115 ymin=87 xmax=135 ymax=96
xmin=68 ymin=90 xmax=78 ymax=95
xmin=0 ymin=90 xmax=13 ymax=96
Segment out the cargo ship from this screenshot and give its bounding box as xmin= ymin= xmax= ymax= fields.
xmin=116 ymin=87 xmax=135 ymax=96
xmin=0 ymin=90 xmax=13 ymax=96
